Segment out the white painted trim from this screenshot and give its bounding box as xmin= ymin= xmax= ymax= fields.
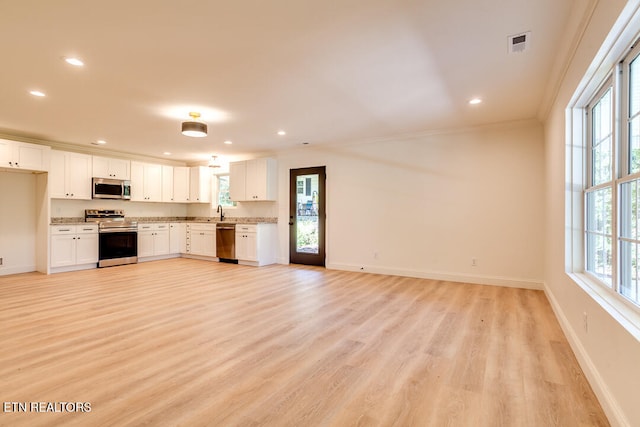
xmin=544 ymin=283 xmax=631 ymax=427
xmin=49 ymin=263 xmax=99 ymax=274
xmin=0 ymin=265 xmax=37 ymax=276
xmin=326 ymin=263 xmax=543 ymax=290
xmin=138 ymin=253 xmax=181 ymax=263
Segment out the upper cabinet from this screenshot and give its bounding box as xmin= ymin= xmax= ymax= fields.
xmin=130 ymin=161 xmax=162 ymax=202
xmin=173 ymin=166 xmax=190 ymax=202
xmin=50 ymin=150 xmax=92 ymax=200
xmin=229 ymin=158 xmax=277 ymax=201
xmin=189 ymin=166 xmax=212 ymax=203
xmin=0 ymin=139 xmax=50 ymax=172
xmin=92 ymin=156 xmax=130 ymax=180
xmin=162 ymin=165 xmax=174 ymax=202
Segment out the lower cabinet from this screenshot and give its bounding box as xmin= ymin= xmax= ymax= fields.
xmin=186 ymin=223 xmax=216 ymax=257
xmin=235 ymin=223 xmax=277 ymax=266
xmin=169 ymin=223 xmax=187 ymax=254
xmin=138 ymin=223 xmax=170 ymax=259
xmin=50 ymin=224 xmax=98 ymax=271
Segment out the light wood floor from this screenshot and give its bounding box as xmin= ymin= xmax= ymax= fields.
xmin=0 ymin=258 xmax=608 ymax=426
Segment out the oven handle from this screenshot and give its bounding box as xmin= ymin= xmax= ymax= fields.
xmin=99 ymin=228 xmax=138 ymax=233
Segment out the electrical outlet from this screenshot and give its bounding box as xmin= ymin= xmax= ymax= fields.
xmin=583 ymin=311 xmax=588 ymax=333
xmin=373 ymin=252 xmax=379 ymax=259
xmin=471 ymin=258 xmax=477 ymax=267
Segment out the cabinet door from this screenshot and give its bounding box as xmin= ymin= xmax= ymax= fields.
xmin=92 ymin=156 xmax=111 ymax=178
xmin=170 ymin=223 xmax=186 ymax=254
xmin=109 ymin=158 xmax=130 ymax=180
xmin=51 ymin=234 xmax=76 ymax=267
xmin=154 ymin=229 xmax=170 ymax=255
xmin=190 ymin=166 xmax=212 ymax=203
xmin=244 ymin=232 xmax=258 ymax=261
xmin=76 ymin=233 xmax=98 ymax=264
xmin=130 ymin=162 xmax=145 ymax=201
xmin=144 ymin=164 xmax=162 ymax=202
xmin=14 ymin=142 xmax=49 ymax=172
xmin=93 ymin=156 xmax=130 ymax=179
xmin=229 ymin=161 xmax=246 ymax=201
xmin=0 ymin=139 xmax=12 ymax=167
xmin=137 ymin=229 xmax=155 ymax=257
xmin=162 ymin=165 xmax=174 ymax=202
xmin=173 ymin=167 xmax=190 ymax=202
xmin=49 ymin=151 xmax=67 ymax=198
xmin=66 ymin=152 xmax=92 ymax=200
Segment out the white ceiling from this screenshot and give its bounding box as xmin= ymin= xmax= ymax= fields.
xmin=0 ymin=0 xmax=579 ymax=163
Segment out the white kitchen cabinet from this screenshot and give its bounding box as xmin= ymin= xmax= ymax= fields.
xmin=50 ymin=224 xmax=98 ymax=270
xmin=92 ymin=156 xmax=130 ymax=180
xmin=138 ymin=223 xmax=170 ymax=258
xmin=229 ymin=158 xmax=277 ymax=201
xmin=50 ymin=150 xmax=92 ymax=200
xmin=189 ymin=166 xmax=212 ymax=203
xmin=173 ymin=166 xmax=190 ymax=202
xmin=187 ymin=223 xmax=216 ymax=257
xmin=162 ymin=165 xmax=174 ymax=202
xmin=235 ymin=223 xmax=277 ymax=266
xmin=169 ymin=223 xmax=187 ymax=254
xmin=131 ymin=161 xmax=162 ymax=202
xmin=0 ymin=138 xmax=50 ymax=172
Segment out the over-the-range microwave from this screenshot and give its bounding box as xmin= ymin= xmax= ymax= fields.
xmin=92 ymin=177 xmax=131 ymax=200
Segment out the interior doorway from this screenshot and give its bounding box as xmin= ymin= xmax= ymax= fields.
xmin=289 ymin=167 xmax=326 ymax=266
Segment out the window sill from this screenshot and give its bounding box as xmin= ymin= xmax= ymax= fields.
xmin=567 ymin=272 xmax=640 ymax=342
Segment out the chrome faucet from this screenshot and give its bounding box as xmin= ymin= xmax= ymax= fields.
xmin=216 ymin=204 xmax=225 ymax=221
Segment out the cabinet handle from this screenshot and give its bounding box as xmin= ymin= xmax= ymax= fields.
xmin=59 ymin=229 xmax=71 ymax=232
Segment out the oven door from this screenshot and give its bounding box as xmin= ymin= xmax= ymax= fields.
xmin=99 ymin=230 xmax=138 ymax=267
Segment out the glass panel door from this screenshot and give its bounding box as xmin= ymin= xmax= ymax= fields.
xmin=290 ymin=167 xmax=325 ymax=266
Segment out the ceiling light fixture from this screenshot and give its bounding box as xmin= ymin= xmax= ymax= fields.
xmin=64 ymin=57 xmax=84 ymax=67
xmin=277 ymin=130 xmax=286 ymax=136
xmin=208 ymin=155 xmax=221 ymax=168
xmin=223 ymin=140 xmax=233 ymax=145
xmin=181 ymin=112 xmax=208 ymax=137
xmin=469 ymin=98 xmax=483 ymax=105
xmin=29 ymin=90 xmax=45 ymax=97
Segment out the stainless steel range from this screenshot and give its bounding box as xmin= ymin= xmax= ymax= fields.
xmin=85 ymin=209 xmax=138 ymax=267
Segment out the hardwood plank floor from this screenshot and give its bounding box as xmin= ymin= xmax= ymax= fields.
xmin=0 ymin=259 xmax=609 ymax=426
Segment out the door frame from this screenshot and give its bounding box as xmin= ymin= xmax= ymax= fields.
xmin=289 ymin=166 xmax=326 ymax=266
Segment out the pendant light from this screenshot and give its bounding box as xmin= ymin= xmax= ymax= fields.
xmin=181 ymin=112 xmax=207 ymax=137
xmin=208 ymin=155 xmax=221 ymax=168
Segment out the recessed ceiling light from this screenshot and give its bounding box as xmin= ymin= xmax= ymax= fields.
xmin=64 ymin=57 xmax=84 ymax=67
xmin=223 ymin=140 xmax=233 ymax=145
xmin=277 ymin=130 xmax=286 ymax=136
xmin=469 ymin=98 xmax=483 ymax=105
xmin=163 ymin=152 xmax=172 ymax=155
xmin=29 ymin=90 xmax=45 ymax=97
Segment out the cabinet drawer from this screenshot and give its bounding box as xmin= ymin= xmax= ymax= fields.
xmin=236 ymin=224 xmax=256 ymax=233
xmin=138 ymin=223 xmax=169 ymax=231
xmin=51 ymin=225 xmax=77 ymax=235
xmin=77 ymin=225 xmax=98 ymax=234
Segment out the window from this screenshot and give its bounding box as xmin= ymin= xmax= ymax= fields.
xmin=584 ymin=45 xmax=640 ymax=307
xmin=216 ymin=174 xmax=235 ymax=207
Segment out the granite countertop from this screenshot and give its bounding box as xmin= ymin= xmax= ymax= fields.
xmin=51 ymin=216 xmax=277 ymax=225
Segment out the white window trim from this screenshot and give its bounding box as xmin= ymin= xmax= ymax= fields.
xmin=566 ymin=1 xmax=640 ymax=341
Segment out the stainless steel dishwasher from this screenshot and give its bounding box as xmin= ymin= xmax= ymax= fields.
xmin=216 ymin=223 xmax=237 ymax=262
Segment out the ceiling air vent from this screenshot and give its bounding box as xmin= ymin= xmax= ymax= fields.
xmin=508 ymin=31 xmax=531 ymax=54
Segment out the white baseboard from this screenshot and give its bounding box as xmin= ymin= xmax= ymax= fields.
xmin=326 ymin=263 xmax=543 ymax=290
xmin=0 ymin=264 xmax=37 ymax=276
xmin=544 ymin=284 xmax=630 ymax=427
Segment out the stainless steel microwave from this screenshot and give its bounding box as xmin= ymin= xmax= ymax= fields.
xmin=92 ymin=177 xmax=131 ymax=200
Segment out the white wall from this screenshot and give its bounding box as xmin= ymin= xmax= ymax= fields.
xmin=0 ymin=171 xmax=37 ymax=275
xmin=276 ymin=120 xmax=545 ymax=288
xmin=51 ymin=199 xmax=188 ymax=218
xmin=544 ymin=1 xmax=640 ymax=426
